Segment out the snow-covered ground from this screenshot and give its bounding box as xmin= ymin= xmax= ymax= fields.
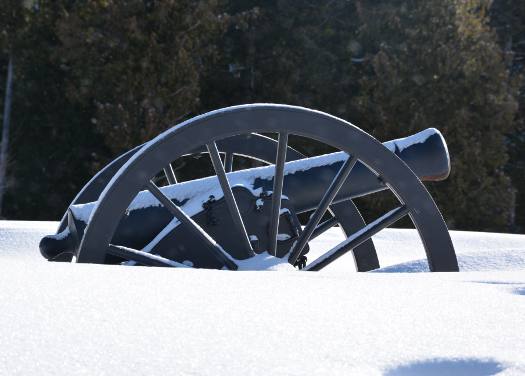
xmin=1 ymin=220 xmax=524 ymax=375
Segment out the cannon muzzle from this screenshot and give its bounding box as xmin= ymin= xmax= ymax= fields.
xmin=384 ymin=128 xmax=450 ymax=181
xmin=273 ymin=127 xmax=449 ymax=213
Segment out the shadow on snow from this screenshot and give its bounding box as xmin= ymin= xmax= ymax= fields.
xmin=385 ymin=358 xmax=504 ymax=376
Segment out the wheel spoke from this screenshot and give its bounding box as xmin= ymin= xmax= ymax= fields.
xmin=206 ymin=142 xmax=254 ymax=257
xmin=305 ymin=205 xmax=410 ymax=271
xmin=310 ymin=216 xmax=338 ymax=241
xmin=107 ymin=244 xmax=186 ymax=267
xmin=330 ymin=200 xmax=379 ymax=271
xmin=146 ymin=180 xmax=238 ymax=270
xmin=269 ymin=132 xmax=289 ymax=256
xmin=288 ymin=155 xmax=358 ymax=265
xmin=163 ymin=164 xmax=177 ymax=185
xmin=224 ymin=152 xmax=234 ymax=173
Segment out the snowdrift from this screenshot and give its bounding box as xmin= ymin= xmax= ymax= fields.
xmin=1 ymin=221 xmax=524 ymax=375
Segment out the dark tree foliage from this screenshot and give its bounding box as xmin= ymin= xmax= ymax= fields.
xmin=1 ymin=1 xmax=103 ymax=220
xmin=0 ymin=1 xmax=27 ymax=215
xmin=490 ymin=0 xmax=525 ymax=231
xmin=201 ymin=0 xmax=373 ymax=164
xmin=204 ymin=0 xmax=520 ymax=231
xmin=55 ymin=0 xmax=228 ymax=155
xmin=202 ymin=0 xmax=362 ymax=121
xmin=1 ymin=0 xmax=229 ymax=219
xmin=0 ymin=0 xmax=27 ymax=52
xmin=349 ymin=0 xmax=520 ymax=231
xmin=0 ymin=0 xmax=523 ymax=234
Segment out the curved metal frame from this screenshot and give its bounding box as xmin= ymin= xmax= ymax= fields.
xmin=60 ymin=128 xmax=377 ymax=270
xmin=58 ymin=133 xmax=306 ymax=230
xmin=74 ymin=104 xmax=458 ymax=272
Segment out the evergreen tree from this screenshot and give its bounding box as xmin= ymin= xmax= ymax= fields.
xmin=56 ymin=0 xmax=229 ymax=155
xmin=1 ymin=0 xmax=230 ymax=219
xmin=202 ymin=0 xmax=364 ymax=155
xmin=489 ymin=0 xmax=525 ymax=231
xmin=0 ymin=0 xmax=28 ymax=216
xmin=1 ymin=1 xmax=103 ymax=220
xmin=0 ymin=0 xmax=522 ymax=233
xmin=351 ymin=0 xmax=520 ymax=231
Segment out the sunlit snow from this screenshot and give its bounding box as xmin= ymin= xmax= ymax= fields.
xmin=1 ymin=220 xmax=524 ymax=375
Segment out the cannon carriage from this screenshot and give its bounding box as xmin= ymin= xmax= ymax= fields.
xmin=40 ymin=104 xmax=459 ymax=272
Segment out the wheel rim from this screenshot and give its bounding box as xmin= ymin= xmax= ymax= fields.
xmin=76 ymin=104 xmax=458 ymax=272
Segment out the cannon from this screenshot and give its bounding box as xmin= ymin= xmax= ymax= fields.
xmin=40 ymin=104 xmax=459 ymax=272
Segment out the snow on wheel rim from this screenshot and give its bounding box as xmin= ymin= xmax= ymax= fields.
xmin=72 ymin=104 xmax=457 ymax=271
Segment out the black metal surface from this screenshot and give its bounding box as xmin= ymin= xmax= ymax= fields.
xmin=50 ymin=155 xmax=381 ymax=270
xmin=206 ymin=142 xmax=254 ymax=257
xmin=146 ymin=180 xmax=238 ymax=270
xmin=58 ymin=133 xmax=306 ymax=231
xmin=163 ymin=165 xmax=177 ymax=185
xmin=49 ymin=104 xmax=456 ymax=272
xmin=115 ymin=187 xmax=304 ymax=267
xmin=224 ymin=152 xmax=234 ymax=173
xmin=47 ymin=152 xmax=394 ymax=266
xmin=107 ymin=244 xmax=181 ymax=268
xmin=305 ymin=206 xmax=410 ymax=271
xmin=268 ymin=132 xmax=288 ymax=256
xmin=288 ymin=155 xmax=358 ymax=266
xmin=329 ymin=201 xmax=380 ymax=271
xmin=310 ymin=216 xmax=338 ymax=240
xmin=57 ymin=128 xmax=446 ymax=273
xmin=57 ymin=144 xmax=143 ymax=232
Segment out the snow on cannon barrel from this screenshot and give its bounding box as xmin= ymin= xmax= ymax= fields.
xmin=40 ymin=104 xmax=459 ymax=272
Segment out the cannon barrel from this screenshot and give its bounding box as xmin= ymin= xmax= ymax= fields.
xmin=282 ymin=127 xmax=449 ymax=212
xmin=41 ymin=128 xmax=449 ymax=259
